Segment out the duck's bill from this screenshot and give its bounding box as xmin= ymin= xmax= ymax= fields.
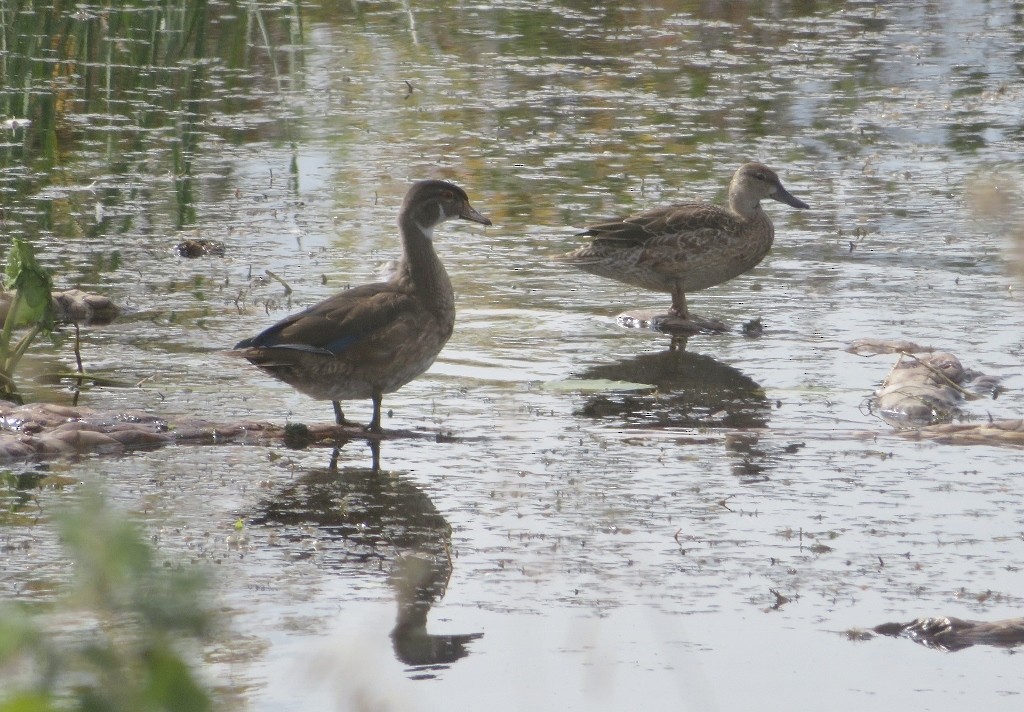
xmin=773 ymin=187 xmax=809 ymax=210
xmin=460 ymin=204 xmax=493 ymax=226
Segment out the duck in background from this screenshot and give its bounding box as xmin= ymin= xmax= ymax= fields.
xmin=558 ymin=162 xmax=808 ymax=331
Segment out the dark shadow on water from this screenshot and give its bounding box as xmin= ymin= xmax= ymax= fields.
xmin=573 ymin=346 xmax=771 ymax=430
xmin=249 ymin=445 xmax=482 ymax=676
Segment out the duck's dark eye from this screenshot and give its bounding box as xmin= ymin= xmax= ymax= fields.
xmin=441 ymin=189 xmax=455 ymax=200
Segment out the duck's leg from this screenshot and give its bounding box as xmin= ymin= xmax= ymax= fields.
xmin=367 ymin=392 xmax=384 ymax=433
xmin=333 ymin=400 xmax=360 ymax=428
xmin=665 ymin=280 xmax=728 ymax=334
xmin=670 ymin=281 xmax=688 ymax=318
xmin=669 ymin=335 xmax=689 ymax=352
xmin=368 ymin=440 xmax=381 ymax=472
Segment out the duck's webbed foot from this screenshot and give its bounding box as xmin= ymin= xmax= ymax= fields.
xmin=332 ymin=401 xmax=362 ymax=428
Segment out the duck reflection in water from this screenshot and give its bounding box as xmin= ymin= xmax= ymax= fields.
xmin=389 ymin=552 xmax=482 ymax=671
xmin=328 ymin=440 xmax=380 ymax=473
xmin=280 ymin=424 xmax=383 ymax=472
xmin=575 ymin=347 xmax=781 ymax=482
xmin=575 ymin=346 xmax=770 ymax=429
xmin=249 ymin=452 xmax=482 ymax=674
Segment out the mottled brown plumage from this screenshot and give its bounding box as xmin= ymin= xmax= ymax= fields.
xmin=233 ymin=180 xmax=491 ymax=432
xmin=559 ymin=163 xmax=808 ymax=319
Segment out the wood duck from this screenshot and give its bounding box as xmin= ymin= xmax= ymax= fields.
xmin=558 ymin=162 xmax=808 ymax=321
xmin=234 ymin=180 xmax=491 ymax=432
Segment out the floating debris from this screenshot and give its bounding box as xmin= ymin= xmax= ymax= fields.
xmin=863 ymin=349 xmax=999 ymax=427
xmin=175 ymin=238 xmax=226 ymax=258
xmin=856 ymin=616 xmax=1024 ymax=652
xmin=846 ymin=338 xmax=935 ymax=355
xmin=0 ymin=288 xmax=120 ymax=326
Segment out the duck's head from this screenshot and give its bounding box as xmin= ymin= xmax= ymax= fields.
xmin=730 ymin=162 xmax=809 ymax=213
xmin=404 ymin=180 xmax=492 ymax=235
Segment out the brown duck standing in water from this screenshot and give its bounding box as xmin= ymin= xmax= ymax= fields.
xmin=233 ymin=180 xmax=491 ymax=432
xmin=558 ymin=162 xmax=808 ymax=330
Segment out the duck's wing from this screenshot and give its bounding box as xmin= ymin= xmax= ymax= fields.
xmin=581 ymin=202 xmax=741 ymax=253
xmin=235 ymin=282 xmax=415 ymax=357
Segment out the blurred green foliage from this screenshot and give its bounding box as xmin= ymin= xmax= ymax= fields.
xmin=0 ymin=488 xmax=216 ymax=712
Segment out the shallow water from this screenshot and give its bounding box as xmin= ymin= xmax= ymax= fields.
xmin=3 ymin=1 xmax=1024 ymax=710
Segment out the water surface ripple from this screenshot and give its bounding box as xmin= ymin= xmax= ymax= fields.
xmin=2 ymin=1 xmax=1024 ymax=710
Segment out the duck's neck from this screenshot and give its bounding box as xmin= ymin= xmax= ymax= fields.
xmin=727 ymin=193 xmax=775 ymax=251
xmin=741 ymin=201 xmax=774 ymax=237
xmin=728 ymin=188 xmax=763 ymax=221
xmin=396 ymin=212 xmax=455 ymax=312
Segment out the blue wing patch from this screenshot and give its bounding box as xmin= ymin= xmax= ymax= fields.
xmin=235 ymin=329 xmax=363 ymax=356
xmin=323 ymin=334 xmax=362 ymax=354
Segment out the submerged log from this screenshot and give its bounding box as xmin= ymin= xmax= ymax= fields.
xmin=874 ymin=352 xmax=973 ymax=426
xmin=0 ymin=400 xmax=417 ymax=463
xmin=846 ymin=338 xmax=936 ymax=356
xmin=912 ymin=418 xmax=1024 ymax=446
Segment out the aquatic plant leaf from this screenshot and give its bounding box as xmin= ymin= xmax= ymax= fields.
xmin=3 ymin=239 xmax=54 ymax=331
xmin=57 ymin=490 xmax=154 ymax=603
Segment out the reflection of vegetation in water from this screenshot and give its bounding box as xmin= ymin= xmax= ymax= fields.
xmin=0 ymin=469 xmax=58 ymax=526
xmin=0 ymin=487 xmax=217 ymax=712
xmin=0 ymin=0 xmax=302 ymax=232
